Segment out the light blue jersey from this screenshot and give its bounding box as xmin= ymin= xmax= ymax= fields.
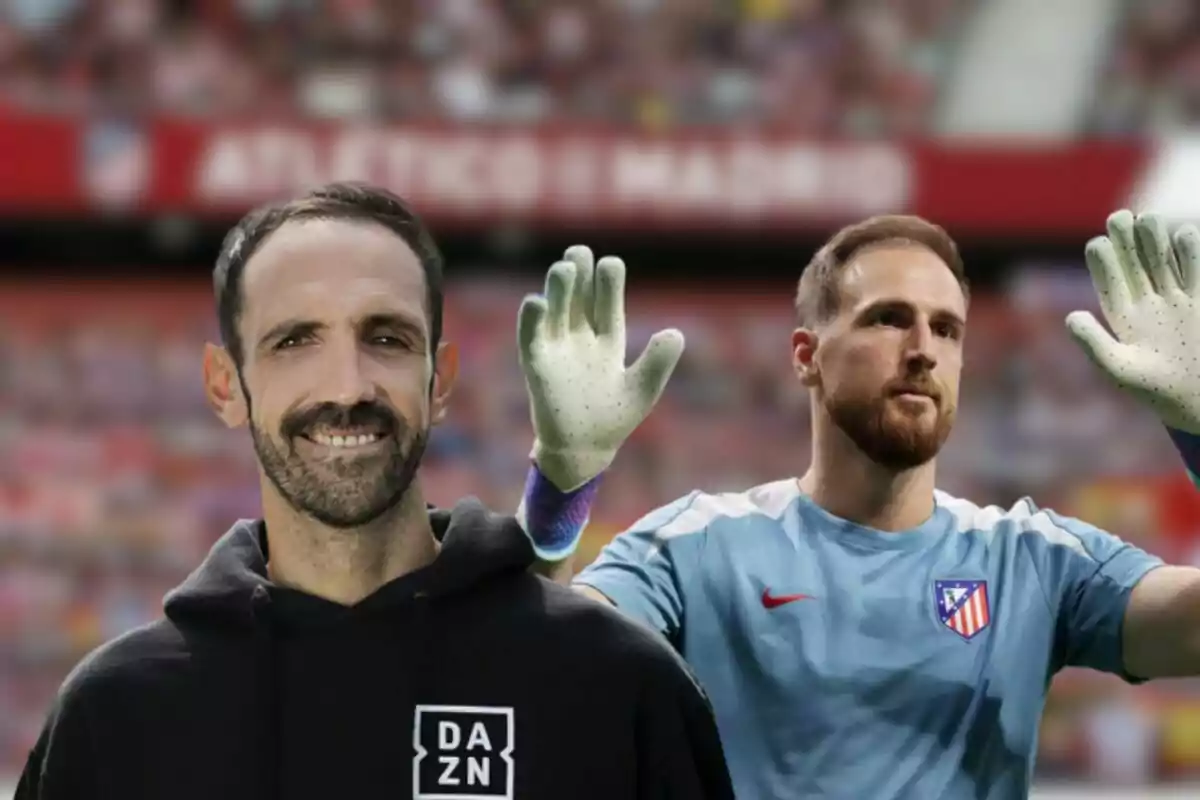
xmin=574 ymin=480 xmax=1163 ymax=800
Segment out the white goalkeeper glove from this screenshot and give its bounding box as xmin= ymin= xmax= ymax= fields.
xmin=518 ymin=245 xmax=685 ymax=491
xmin=1067 ymin=211 xmax=1200 ymax=469
xmin=513 ymin=246 xmax=684 ymax=561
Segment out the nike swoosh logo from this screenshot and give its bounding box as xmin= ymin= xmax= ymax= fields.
xmin=761 ymin=589 xmax=814 ymax=609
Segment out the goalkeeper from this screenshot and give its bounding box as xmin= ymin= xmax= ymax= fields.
xmin=516 ymin=210 xmax=1200 ymax=800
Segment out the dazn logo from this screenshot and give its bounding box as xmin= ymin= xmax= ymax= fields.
xmin=413 ymin=705 xmax=515 ymax=799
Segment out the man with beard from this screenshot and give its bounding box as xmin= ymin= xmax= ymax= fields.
xmin=16 ymin=182 xmax=736 ymax=800
xmin=515 ymin=211 xmax=1200 ymax=799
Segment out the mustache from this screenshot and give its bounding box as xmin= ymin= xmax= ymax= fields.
xmin=281 ymin=401 xmax=400 ymax=440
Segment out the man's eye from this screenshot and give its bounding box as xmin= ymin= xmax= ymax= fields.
xmin=371 ymin=335 xmax=405 ymax=347
xmin=875 ymin=310 xmax=906 ymax=327
xmin=934 ymin=322 xmax=961 ymax=340
xmin=275 ymin=335 xmax=307 ymax=350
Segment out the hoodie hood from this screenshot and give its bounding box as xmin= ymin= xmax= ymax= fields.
xmin=164 ymin=497 xmax=536 ymax=628
xmin=158 ymin=498 xmax=536 ymax=800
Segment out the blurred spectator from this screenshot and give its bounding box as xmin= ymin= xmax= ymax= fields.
xmin=0 ymin=0 xmax=976 ymax=132
xmin=1082 ymin=683 xmax=1160 ymax=785
xmin=1093 ymin=0 xmax=1200 ymax=133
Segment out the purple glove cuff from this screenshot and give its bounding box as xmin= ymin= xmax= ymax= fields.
xmin=1166 ymin=427 xmax=1200 ymax=487
xmin=520 ymin=464 xmax=602 ymax=558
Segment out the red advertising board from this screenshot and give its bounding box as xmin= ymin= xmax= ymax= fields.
xmin=0 ymin=115 xmax=1153 ymax=234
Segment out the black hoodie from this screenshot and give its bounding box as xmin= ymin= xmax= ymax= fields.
xmin=16 ymin=499 xmax=734 ymax=800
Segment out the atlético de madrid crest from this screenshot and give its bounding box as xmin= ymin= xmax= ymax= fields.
xmin=934 ymin=579 xmax=991 ymax=640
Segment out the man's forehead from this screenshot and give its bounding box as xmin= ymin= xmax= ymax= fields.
xmin=840 ymin=244 xmax=966 ymax=313
xmin=240 ymin=218 xmax=428 ymax=330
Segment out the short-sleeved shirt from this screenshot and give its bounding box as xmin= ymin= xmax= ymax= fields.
xmin=574 ymin=479 xmax=1162 ymax=800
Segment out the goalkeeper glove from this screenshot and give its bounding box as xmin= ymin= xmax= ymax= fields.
xmin=1067 ymin=210 xmax=1200 ymax=485
xmin=515 ymin=246 xmax=684 ymax=560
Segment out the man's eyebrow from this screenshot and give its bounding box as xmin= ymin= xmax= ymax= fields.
xmin=361 ymin=313 xmax=424 ymax=332
xmin=255 ymin=313 xmax=427 ymax=350
xmin=257 ymin=319 xmax=322 ymax=349
xmin=931 ymin=308 xmax=966 ymax=328
xmin=856 ymin=299 xmax=966 ymax=328
xmin=361 ymin=313 xmax=427 ymax=340
xmin=854 ymin=298 xmax=910 ymax=319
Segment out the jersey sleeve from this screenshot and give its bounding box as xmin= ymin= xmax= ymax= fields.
xmin=573 ymin=492 xmax=705 ymax=644
xmin=1024 ymin=507 xmax=1164 ymax=679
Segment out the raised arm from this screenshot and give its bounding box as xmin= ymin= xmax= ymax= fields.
xmin=1067 ymin=210 xmax=1200 ymax=486
xmin=1060 ymin=210 xmax=1200 ymax=678
xmin=513 ymin=245 xmax=684 ymax=579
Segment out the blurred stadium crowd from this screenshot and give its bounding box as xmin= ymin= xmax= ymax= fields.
xmin=2 ymin=0 xmax=1200 ymax=791
xmin=2 ymin=0 xmax=1197 ymax=132
xmin=1094 ymin=0 xmax=1200 ymax=133
xmin=0 ymin=0 xmax=974 ymax=131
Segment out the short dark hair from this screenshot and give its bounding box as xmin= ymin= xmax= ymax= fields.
xmin=795 ymin=214 xmax=968 ymax=327
xmin=213 ymin=181 xmax=444 ymax=366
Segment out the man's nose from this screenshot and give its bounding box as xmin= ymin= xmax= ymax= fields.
xmin=904 ymin=324 xmax=938 ymax=372
xmin=322 ymin=346 xmax=378 ymax=407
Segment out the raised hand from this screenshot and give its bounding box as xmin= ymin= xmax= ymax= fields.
xmin=517 ymin=245 xmax=685 ymax=491
xmin=1067 ymin=210 xmax=1200 ymax=435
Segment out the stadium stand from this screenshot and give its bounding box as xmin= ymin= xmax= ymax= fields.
xmin=0 ymin=0 xmax=975 ymax=131
xmin=2 ymin=0 xmax=1200 ymax=794
xmin=1092 ymin=0 xmax=1200 ymax=133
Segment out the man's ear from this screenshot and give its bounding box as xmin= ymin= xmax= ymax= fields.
xmin=791 ymin=328 xmax=821 ymax=387
xmin=203 ymin=343 xmax=248 ymax=428
xmin=430 ymin=341 xmax=459 ymax=425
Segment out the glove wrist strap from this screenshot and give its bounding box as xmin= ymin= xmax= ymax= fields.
xmin=529 ymin=445 xmax=615 ymax=493
xmin=516 ymin=463 xmax=602 ymax=561
xmin=1166 ymin=426 xmax=1200 ymax=489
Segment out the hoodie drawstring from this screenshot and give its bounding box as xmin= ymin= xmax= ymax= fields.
xmin=250 ymin=585 xmax=282 ymax=800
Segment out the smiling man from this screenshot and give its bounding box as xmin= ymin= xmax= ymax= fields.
xmin=16 ymin=182 xmax=734 ymax=800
